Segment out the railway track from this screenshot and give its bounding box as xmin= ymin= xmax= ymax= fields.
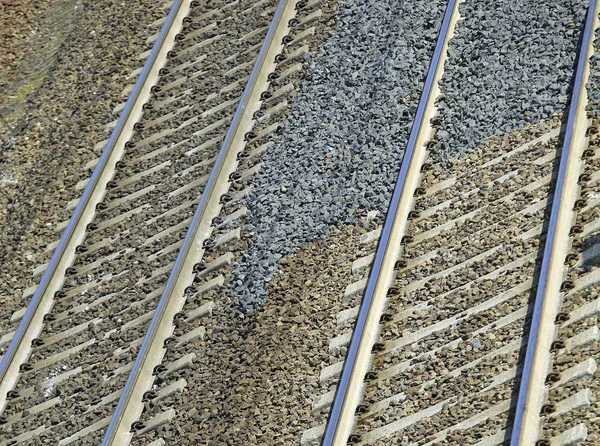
xmin=0 ymin=0 xmax=331 ymax=443
xmin=2 ymin=0 xmax=600 ymax=445
xmin=302 ymin=0 xmax=600 ymax=445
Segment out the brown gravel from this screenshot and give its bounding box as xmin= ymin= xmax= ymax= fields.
xmin=135 ymin=224 xmax=369 ymax=445
xmin=361 ymin=119 xmax=560 ymax=443
xmin=1 ymin=2 xmax=343 ymax=442
xmin=1 ymin=2 xmax=283 ymax=441
xmin=0 ymin=0 xmax=48 ymax=69
xmin=0 ymin=0 xmax=60 ymax=110
xmin=0 ymin=0 xmax=52 ymax=73
xmin=0 ymin=0 xmax=168 ymax=333
xmin=295 ymin=118 xmax=563 ymax=445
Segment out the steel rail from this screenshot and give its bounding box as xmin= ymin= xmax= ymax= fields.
xmin=101 ymin=0 xmax=297 ymax=443
xmin=320 ymin=1 xmax=462 ymax=444
xmin=0 ymin=0 xmax=191 ymax=414
xmin=510 ymin=1 xmax=600 ymax=444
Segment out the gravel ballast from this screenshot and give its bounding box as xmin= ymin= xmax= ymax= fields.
xmin=587 ymin=10 xmax=600 ymax=109
xmin=434 ymin=0 xmax=586 ymax=159
xmin=231 ymin=0 xmax=447 ymax=310
xmin=350 ymin=118 xmax=561 ymax=444
xmin=0 ymin=0 xmax=79 ymax=135
xmin=0 ymin=0 xmax=168 ymax=335
xmin=139 ymin=225 xmax=370 ymax=445
xmin=231 ymin=0 xmax=589 ymax=311
xmin=1 ymin=0 xmax=598 ymax=444
xmin=1 ymin=1 xmax=287 ymax=442
xmin=0 ymin=0 xmax=55 ymax=87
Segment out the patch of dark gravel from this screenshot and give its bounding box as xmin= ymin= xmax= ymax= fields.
xmin=433 ymin=0 xmax=587 ymax=159
xmin=231 ymin=0 xmax=447 ymax=311
xmin=141 ymin=225 xmax=367 ymax=446
xmin=587 ymin=10 xmax=600 ymax=114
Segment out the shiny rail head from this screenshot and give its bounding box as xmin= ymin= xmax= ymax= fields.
xmin=100 ymin=0 xmax=297 ymax=444
xmin=319 ymin=0 xmax=462 ymax=445
xmin=0 ymin=0 xmax=191 ymax=418
xmin=510 ymin=0 xmax=600 ymax=445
